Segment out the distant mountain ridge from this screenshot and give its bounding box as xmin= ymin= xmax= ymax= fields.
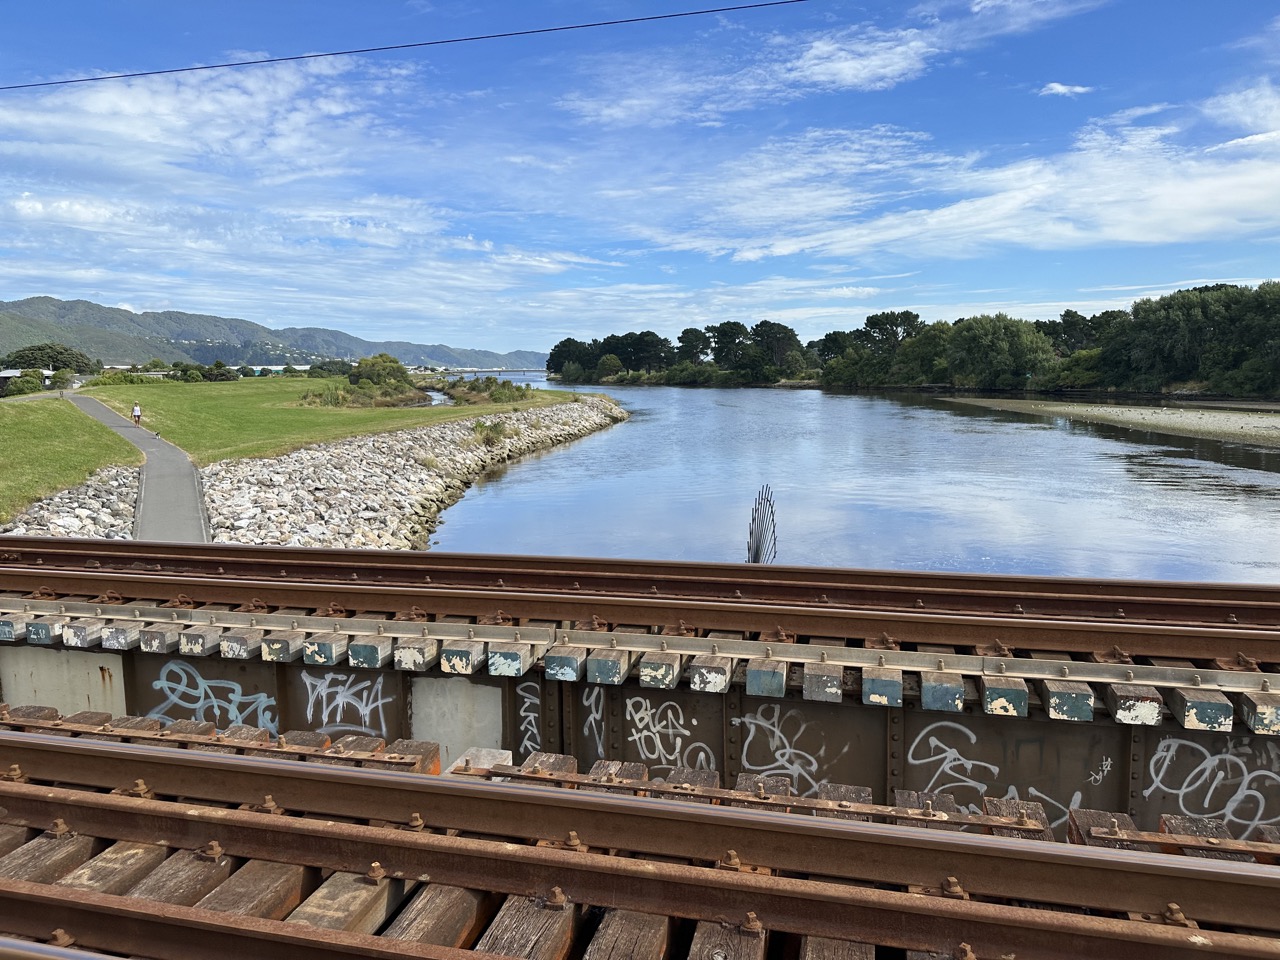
xmin=0 ymin=296 xmax=547 ymax=370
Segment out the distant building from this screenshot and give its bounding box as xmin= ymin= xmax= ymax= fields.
xmin=0 ymin=368 xmax=54 ymax=390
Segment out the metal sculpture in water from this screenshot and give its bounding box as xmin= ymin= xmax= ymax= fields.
xmin=747 ymin=484 xmax=777 ymax=564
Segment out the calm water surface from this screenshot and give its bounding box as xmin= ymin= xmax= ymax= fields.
xmin=432 ymin=379 xmax=1280 ymax=583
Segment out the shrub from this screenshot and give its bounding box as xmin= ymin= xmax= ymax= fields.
xmin=86 ymin=371 xmax=155 ymax=386
xmin=472 ymin=419 xmax=509 ymax=447
xmin=3 ymin=375 xmax=41 ymax=397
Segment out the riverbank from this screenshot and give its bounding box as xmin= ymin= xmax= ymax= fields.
xmin=1 ymin=396 xmax=628 ymax=546
xmin=946 ymin=398 xmax=1280 ymax=448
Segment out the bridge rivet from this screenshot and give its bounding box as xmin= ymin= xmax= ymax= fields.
xmin=1193 ymin=674 xmax=1202 ymax=687
xmin=1060 ymin=666 xmax=1069 ymax=678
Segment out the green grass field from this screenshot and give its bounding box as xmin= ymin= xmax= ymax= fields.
xmin=0 ymin=397 xmax=143 ymax=523
xmin=84 ymin=377 xmax=574 ymax=465
xmin=2 ymin=378 xmax=577 ymax=522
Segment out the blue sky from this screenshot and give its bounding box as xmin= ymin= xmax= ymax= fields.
xmin=1 ymin=1 xmax=1277 ymax=352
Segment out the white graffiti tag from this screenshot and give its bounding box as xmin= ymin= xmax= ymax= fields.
xmin=148 ymin=660 xmax=277 ymax=732
xmin=907 ymin=721 xmax=1081 ymax=829
xmin=731 ymin=704 xmax=848 ymax=797
xmin=1144 ymin=737 xmax=1280 ymax=838
xmin=516 ymin=681 xmax=542 ymax=756
xmin=625 ymin=697 xmax=714 ymax=777
xmin=581 ymin=686 xmax=607 ymax=759
xmin=301 ymin=671 xmax=395 ymax=737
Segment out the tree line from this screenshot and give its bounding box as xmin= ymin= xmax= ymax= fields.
xmin=545 ymin=282 xmax=1280 ymax=396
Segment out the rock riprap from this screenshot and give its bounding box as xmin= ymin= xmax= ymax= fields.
xmin=0 ymin=466 xmax=139 ymax=539
xmin=202 ymin=396 xmax=627 ymax=548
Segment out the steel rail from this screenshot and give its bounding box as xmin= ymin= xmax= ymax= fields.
xmin=4 ymin=536 xmax=1279 ymax=625
xmin=3 ymin=565 xmax=1280 ymax=659
xmin=0 ymin=940 xmax=107 ymax=960
xmin=1 ymin=732 xmax=1276 ymax=931
xmin=1 ymin=788 xmax=1278 ymax=959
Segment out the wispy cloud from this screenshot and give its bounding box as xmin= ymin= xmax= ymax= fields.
xmin=1039 ymin=81 xmax=1093 ymax=97
xmin=558 ymin=0 xmax=1099 ymax=128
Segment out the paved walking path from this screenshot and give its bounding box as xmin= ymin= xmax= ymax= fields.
xmin=67 ymin=396 xmax=209 ymax=542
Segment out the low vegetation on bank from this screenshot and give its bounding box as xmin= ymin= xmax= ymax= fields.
xmin=86 ymin=374 xmax=572 ymax=465
xmin=0 ymin=398 xmax=141 ymax=522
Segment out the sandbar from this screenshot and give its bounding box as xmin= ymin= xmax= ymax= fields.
xmin=945 ymin=398 xmax=1280 ymax=449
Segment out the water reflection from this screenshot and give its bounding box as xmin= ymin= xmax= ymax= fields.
xmin=431 ymin=379 xmax=1280 ymax=583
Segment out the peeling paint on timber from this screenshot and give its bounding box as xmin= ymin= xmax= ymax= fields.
xmin=1241 ymin=691 xmax=1280 ymax=734
xmin=688 ymin=654 xmax=732 ymax=694
xmin=64 ymin=618 xmax=102 ymax=648
xmin=861 ymin=666 xmax=903 ymax=708
xmin=392 ymin=638 xmax=439 ymax=672
xmin=920 ymin=671 xmax=964 ymax=713
xmin=544 ymin=646 xmax=587 ymax=682
xmin=301 ymin=633 xmax=348 ymax=666
xmin=102 ymin=621 xmax=140 ymax=650
xmin=487 ymin=642 xmax=532 ymax=677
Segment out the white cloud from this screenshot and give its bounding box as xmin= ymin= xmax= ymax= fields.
xmin=558 ymin=0 xmax=1098 ymax=128
xmin=1039 ymin=82 xmax=1093 ymax=97
xmin=1203 ymin=79 xmax=1280 ymax=134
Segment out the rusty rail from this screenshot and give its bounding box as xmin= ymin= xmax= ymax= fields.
xmin=3 ymin=535 xmax=1279 ymax=626
xmin=1 ymin=731 xmax=1276 ymax=933
xmin=5 ymin=563 xmax=1280 ymax=661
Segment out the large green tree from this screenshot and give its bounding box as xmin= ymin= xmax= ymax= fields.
xmin=546 ymin=337 xmax=596 ymax=374
xmin=749 ymin=320 xmax=803 ymax=367
xmin=676 ymin=327 xmax=712 ymax=364
xmin=706 ymin=321 xmax=751 ymax=369
xmin=1 ymin=342 xmax=97 ymax=374
xmin=947 ymin=314 xmax=1055 ymax=389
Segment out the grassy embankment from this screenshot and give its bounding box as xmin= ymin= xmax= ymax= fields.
xmin=3 ymin=378 xmax=576 ymax=521
xmin=87 ymin=378 xmax=579 ymax=464
xmin=0 ymin=397 xmax=143 ymax=523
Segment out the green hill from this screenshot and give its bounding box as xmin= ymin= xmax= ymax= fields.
xmin=0 ymin=297 xmax=547 ymax=370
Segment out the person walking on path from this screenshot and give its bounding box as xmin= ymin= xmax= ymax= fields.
xmin=131 ymin=401 xmax=142 ymax=426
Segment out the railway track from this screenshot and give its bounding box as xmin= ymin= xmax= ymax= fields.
xmin=4 ymin=538 xmax=1280 ymax=668
xmin=0 ymin=719 xmax=1278 ymax=959
xmin=5 ymin=535 xmax=1280 ymax=627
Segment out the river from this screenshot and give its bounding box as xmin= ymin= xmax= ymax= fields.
xmin=431 ymin=378 xmax=1280 ymax=583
